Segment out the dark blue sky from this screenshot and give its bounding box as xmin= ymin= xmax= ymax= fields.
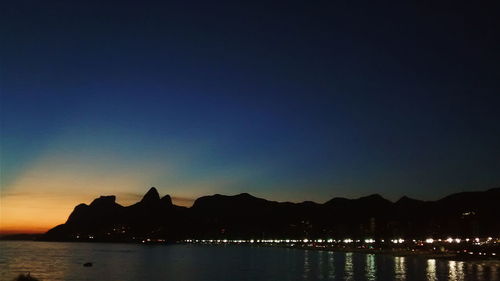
xmin=1 ymin=0 xmax=500 ymax=206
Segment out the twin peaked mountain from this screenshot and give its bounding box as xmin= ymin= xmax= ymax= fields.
xmin=45 ymin=187 xmax=500 ymax=242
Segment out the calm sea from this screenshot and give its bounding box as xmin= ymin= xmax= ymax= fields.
xmin=0 ymin=241 xmax=498 ymax=281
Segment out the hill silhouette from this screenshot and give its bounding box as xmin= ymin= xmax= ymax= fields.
xmin=44 ymin=187 xmax=500 ymax=242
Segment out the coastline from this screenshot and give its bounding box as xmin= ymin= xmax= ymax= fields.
xmin=284 ymin=245 xmax=500 ymax=263
xmin=3 ymin=237 xmax=498 ymax=264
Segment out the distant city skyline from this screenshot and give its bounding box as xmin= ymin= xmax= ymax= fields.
xmin=1 ymin=1 xmax=499 ymax=233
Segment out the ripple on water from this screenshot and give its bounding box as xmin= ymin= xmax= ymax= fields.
xmin=0 ymin=241 xmax=498 ymax=281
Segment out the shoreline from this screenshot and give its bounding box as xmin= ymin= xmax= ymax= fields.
xmin=284 ymin=245 xmax=500 ymax=262
xmin=236 ymin=243 xmax=500 ymax=263
xmin=2 ymin=238 xmax=499 ymax=264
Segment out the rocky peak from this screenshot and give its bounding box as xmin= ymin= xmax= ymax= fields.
xmin=141 ymin=187 xmax=160 ymax=203
xmin=89 ymin=195 xmax=116 ymax=207
xmin=161 ymin=194 xmax=173 ymax=205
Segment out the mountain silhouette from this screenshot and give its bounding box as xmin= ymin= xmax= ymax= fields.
xmin=140 ymin=187 xmax=161 ymax=203
xmin=44 ymin=187 xmax=500 ymax=242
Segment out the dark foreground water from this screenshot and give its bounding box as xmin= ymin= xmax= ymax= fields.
xmin=0 ymin=241 xmax=498 ymax=281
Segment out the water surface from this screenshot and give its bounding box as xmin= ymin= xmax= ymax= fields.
xmin=0 ymin=241 xmax=498 ymax=281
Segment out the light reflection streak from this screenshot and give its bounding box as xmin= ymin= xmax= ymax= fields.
xmin=302 ymin=250 xmax=310 ymax=280
xmin=491 ymin=265 xmax=498 ymax=281
xmin=426 ymin=259 xmax=437 ymax=281
xmin=318 ymin=251 xmax=324 ymax=279
xmin=476 ymin=264 xmax=484 ymax=281
xmin=365 ymin=254 xmax=376 ymax=281
xmin=394 ymin=256 xmax=406 ymax=281
xmin=327 ymin=251 xmax=335 ymax=279
xmin=344 ymin=252 xmax=353 ymax=280
xmin=448 ymin=261 xmax=465 ymax=281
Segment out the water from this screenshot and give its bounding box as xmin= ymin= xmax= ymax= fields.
xmin=0 ymin=241 xmax=498 ymax=281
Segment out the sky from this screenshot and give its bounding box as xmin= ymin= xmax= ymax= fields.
xmin=1 ymin=1 xmax=500 ymax=233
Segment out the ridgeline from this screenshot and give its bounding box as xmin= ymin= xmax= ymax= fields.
xmin=43 ymin=187 xmax=500 ymax=242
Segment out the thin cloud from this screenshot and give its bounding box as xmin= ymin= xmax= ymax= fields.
xmin=170 ymin=196 xmax=195 ymax=207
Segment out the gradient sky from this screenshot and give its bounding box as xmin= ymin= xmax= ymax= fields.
xmin=1 ymin=1 xmax=500 ymax=233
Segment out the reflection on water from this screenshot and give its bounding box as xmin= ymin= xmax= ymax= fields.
xmin=318 ymin=251 xmax=324 ymax=279
xmin=303 ymin=249 xmax=310 ymax=280
xmin=365 ymin=254 xmax=376 ymax=281
xmin=327 ymin=251 xmax=335 ymax=280
xmin=476 ymin=263 xmax=484 ymax=281
xmin=427 ymin=259 xmax=437 ymax=281
xmin=394 ymin=256 xmax=406 ymax=280
xmin=1 ymin=241 xmax=498 ymax=281
xmin=344 ymin=252 xmax=353 ymax=280
xmin=491 ymin=266 xmax=498 ymax=281
xmin=449 ymin=261 xmax=465 ymax=281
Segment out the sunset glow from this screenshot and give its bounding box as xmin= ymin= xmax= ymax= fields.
xmin=1 ymin=0 xmax=500 ymax=236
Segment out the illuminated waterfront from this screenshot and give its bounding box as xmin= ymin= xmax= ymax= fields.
xmin=180 ymin=237 xmax=499 ymax=259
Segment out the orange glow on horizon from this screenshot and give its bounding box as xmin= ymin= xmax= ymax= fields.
xmin=0 ymin=193 xmax=82 ymax=235
xmin=0 ymin=144 xmax=245 ymax=234
xmin=0 ymin=151 xmax=171 ymax=234
xmin=0 ymin=147 xmax=262 ymax=234
xmin=0 ymin=193 xmax=195 ymax=234
xmin=0 ymin=227 xmax=49 ymax=235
